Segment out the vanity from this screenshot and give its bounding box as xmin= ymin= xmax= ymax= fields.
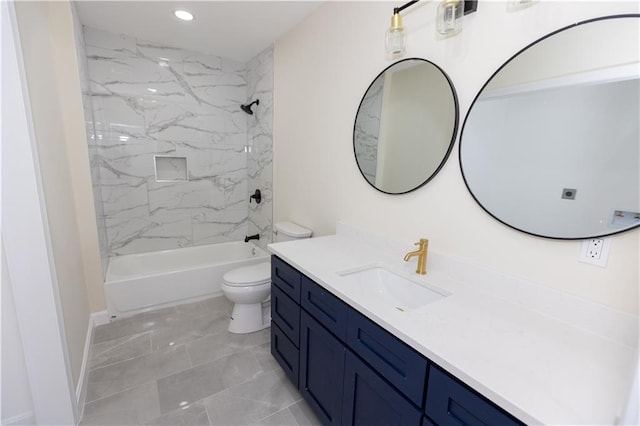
xmin=268 ymin=225 xmax=637 ymax=425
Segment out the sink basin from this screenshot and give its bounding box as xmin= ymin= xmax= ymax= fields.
xmin=336 ymin=265 xmax=448 ymax=312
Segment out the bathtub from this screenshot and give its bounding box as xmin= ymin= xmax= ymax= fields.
xmin=104 ymin=241 xmax=270 ymax=319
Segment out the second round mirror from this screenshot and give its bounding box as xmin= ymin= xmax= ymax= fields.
xmin=353 ymin=58 xmax=459 ymax=194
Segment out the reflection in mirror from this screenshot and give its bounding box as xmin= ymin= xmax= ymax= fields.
xmin=460 ymin=15 xmax=640 ymax=239
xmin=354 ymin=58 xmax=458 ymax=194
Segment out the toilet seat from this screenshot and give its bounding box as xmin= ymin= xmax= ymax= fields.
xmin=223 ymin=262 xmax=270 ymax=287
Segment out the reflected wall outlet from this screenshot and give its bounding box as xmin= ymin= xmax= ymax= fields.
xmin=579 ymin=238 xmax=611 ymax=267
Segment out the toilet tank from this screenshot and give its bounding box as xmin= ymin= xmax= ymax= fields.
xmin=274 ymin=221 xmax=312 ymax=242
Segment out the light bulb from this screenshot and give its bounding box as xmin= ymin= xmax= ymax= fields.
xmin=437 ymin=0 xmax=464 ymax=36
xmin=385 ymin=13 xmax=406 ymax=56
xmin=174 ymin=10 xmax=194 ymax=21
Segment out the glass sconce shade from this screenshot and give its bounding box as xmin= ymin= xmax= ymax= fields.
xmin=437 ymin=0 xmax=464 ymax=36
xmin=386 ymin=13 xmax=407 ymax=55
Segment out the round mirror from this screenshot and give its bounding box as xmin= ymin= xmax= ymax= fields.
xmin=353 ymin=58 xmax=459 ymax=194
xmin=460 ymin=15 xmax=640 ymax=239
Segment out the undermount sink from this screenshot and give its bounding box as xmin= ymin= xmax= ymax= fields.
xmin=336 ymin=265 xmax=449 ymax=312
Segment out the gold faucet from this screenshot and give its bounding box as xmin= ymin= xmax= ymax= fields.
xmin=404 ymin=239 xmax=429 ymax=275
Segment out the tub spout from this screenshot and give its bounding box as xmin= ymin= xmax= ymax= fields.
xmin=244 ymin=234 xmax=260 ymax=243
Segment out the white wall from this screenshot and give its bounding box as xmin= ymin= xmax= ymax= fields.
xmin=1 ymin=245 xmax=34 ymax=425
xmin=14 ymin=0 xmax=98 ymax=387
xmin=274 ymin=1 xmax=640 ymax=314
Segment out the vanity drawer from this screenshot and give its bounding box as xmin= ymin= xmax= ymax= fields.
xmin=271 ymin=283 xmax=300 ymax=347
xmin=271 ymin=255 xmax=301 ymax=302
xmin=346 ymin=309 xmax=427 ymax=407
xmin=271 ymin=322 xmax=299 ymax=388
xmin=301 ymin=276 xmax=349 ymax=341
xmin=425 ymin=366 xmax=522 ymax=426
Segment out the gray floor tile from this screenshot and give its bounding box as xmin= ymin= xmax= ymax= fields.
xmin=145 ymin=401 xmax=210 ymax=426
xmin=90 ymin=332 xmax=151 ymax=370
xmin=93 ymin=307 xmax=177 ymax=344
xmin=150 ymin=312 xmax=230 ymax=352
xmin=80 ymin=382 xmax=161 ymax=425
xmin=288 ymin=400 xmax=323 ymax=426
xmin=174 ymin=296 xmax=233 ymax=319
xmin=250 ymin=342 xmax=279 ymax=373
xmin=82 ymin=296 xmax=319 ymax=426
xmin=203 ymin=369 xmax=302 ymax=426
xmin=187 ymin=327 xmax=270 ymax=367
xmin=157 ymin=351 xmax=263 ymax=415
xmin=256 ymin=408 xmax=298 ymax=426
xmin=86 ymin=345 xmax=191 ymax=403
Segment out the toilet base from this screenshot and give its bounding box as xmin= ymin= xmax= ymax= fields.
xmin=228 ymin=300 xmax=271 ymax=334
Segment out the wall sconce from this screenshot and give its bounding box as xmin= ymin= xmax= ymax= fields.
xmin=385 ymin=0 xmax=418 ymax=56
xmin=385 ymin=0 xmax=478 ymax=55
xmin=437 ymin=0 xmax=478 ymax=35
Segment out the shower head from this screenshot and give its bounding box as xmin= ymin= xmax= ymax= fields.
xmin=241 ymin=99 xmax=260 ymax=115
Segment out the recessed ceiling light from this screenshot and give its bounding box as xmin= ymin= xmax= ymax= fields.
xmin=174 ymin=10 xmax=194 ymax=21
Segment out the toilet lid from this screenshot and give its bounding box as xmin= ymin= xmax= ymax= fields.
xmin=223 ymin=262 xmax=271 ymax=287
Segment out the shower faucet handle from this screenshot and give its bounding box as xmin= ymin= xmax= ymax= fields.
xmin=250 ymin=189 xmax=262 ymax=204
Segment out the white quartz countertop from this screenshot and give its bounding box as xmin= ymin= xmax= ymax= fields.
xmin=269 ymin=233 xmax=637 ymax=425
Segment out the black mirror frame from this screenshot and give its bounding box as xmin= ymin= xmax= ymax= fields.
xmin=353 ymin=57 xmax=460 ymax=195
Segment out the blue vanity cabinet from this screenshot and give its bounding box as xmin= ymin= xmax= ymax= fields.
xmin=342 ymin=351 xmax=423 ymax=426
xmin=424 ymin=366 xmax=522 ymax=426
xmin=300 ymin=310 xmax=346 ymax=426
xmin=270 ymin=256 xmax=302 ymax=388
xmin=271 ymin=258 xmax=524 ymax=426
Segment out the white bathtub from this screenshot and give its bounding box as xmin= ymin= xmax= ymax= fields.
xmin=104 ymin=241 xmax=270 ymax=319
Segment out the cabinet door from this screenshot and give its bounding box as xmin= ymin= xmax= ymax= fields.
xmin=342 ymin=351 xmax=422 ymax=426
xmin=425 ymin=366 xmax=522 ymax=426
xmin=300 ymin=311 xmax=346 ymax=426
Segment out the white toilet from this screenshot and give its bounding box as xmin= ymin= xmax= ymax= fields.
xmin=222 ymin=221 xmax=312 ymax=334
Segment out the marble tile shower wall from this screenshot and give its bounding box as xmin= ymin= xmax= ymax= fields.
xmin=72 ymin=8 xmax=109 ymax=277
xmin=246 ymin=47 xmax=273 ymax=249
xmin=83 ymin=27 xmax=272 ymax=256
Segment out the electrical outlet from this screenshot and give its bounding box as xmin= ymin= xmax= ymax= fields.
xmin=579 ymin=238 xmax=611 ymax=267
xmin=586 ymin=238 xmax=603 ymax=259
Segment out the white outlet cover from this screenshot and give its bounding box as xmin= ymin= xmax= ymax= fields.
xmin=579 ymin=238 xmax=612 ymax=267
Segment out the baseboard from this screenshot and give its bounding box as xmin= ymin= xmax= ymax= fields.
xmin=75 ymin=310 xmax=108 ymax=419
xmin=91 ymin=310 xmax=110 ymax=327
xmin=2 ymin=411 xmax=35 ymax=425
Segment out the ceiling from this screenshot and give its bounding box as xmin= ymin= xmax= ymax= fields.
xmin=76 ymin=1 xmax=324 ymax=63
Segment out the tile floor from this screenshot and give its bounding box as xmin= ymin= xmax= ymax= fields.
xmin=80 ymin=296 xmax=321 ymax=426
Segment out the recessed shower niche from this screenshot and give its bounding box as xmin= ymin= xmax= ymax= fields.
xmin=154 ymin=156 xmax=188 ymax=182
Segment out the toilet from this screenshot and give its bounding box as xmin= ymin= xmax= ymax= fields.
xmin=222 ymin=221 xmax=312 ymax=334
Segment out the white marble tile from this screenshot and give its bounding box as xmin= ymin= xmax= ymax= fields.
xmin=143 ymin=99 xmax=227 ymax=145
xmin=148 ymin=180 xmax=226 ymax=215
xmin=91 ymin=94 xmax=147 ymax=139
xmin=187 ymin=146 xmax=246 ymax=178
xmin=82 ymin=27 xmax=272 ymax=256
xmin=94 ymin=137 xmax=173 ymax=179
xmin=192 ymin=209 xmax=248 ymax=246
xmin=106 ymin=214 xmax=192 ymax=255
xmin=100 ymin=177 xmax=149 ymax=219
